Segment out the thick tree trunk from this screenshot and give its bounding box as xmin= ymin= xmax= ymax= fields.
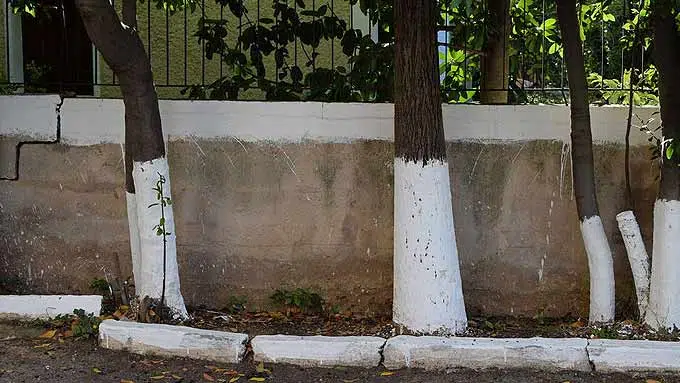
xmin=645 ymin=0 xmax=680 ymax=330
xmin=75 ymin=0 xmax=188 ymax=319
xmin=393 ymin=0 xmax=467 ymax=334
xmin=556 ymin=0 xmax=614 ymax=323
xmin=480 ymin=0 xmax=510 ymax=104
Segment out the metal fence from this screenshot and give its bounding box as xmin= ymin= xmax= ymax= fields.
xmin=1 ymin=0 xmax=658 ymax=103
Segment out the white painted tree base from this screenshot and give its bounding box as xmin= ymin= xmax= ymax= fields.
xmin=616 ymin=210 xmax=650 ymax=319
xmin=393 ymin=158 xmax=467 ymax=334
xmin=132 ymin=157 xmax=188 ymax=320
xmin=580 ymin=215 xmax=615 ymax=323
xmin=126 ymin=192 xmax=142 ymax=292
xmin=646 ymin=199 xmax=680 ymax=330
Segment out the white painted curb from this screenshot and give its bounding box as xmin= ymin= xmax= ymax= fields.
xmin=0 ymin=295 xmax=102 ymax=319
xmin=382 ymin=335 xmax=591 ymax=371
xmin=98 ymin=319 xmax=248 ymax=363
xmin=587 ymin=339 xmax=680 ymax=372
xmin=251 ymin=335 xmax=386 ymax=367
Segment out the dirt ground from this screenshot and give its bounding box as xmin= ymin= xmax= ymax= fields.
xmin=2 ymin=322 xmax=680 ymax=383
xmin=188 ymin=309 xmax=680 ymax=341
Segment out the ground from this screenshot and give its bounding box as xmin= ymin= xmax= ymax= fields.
xmin=188 ymin=309 xmax=680 ymax=341
xmin=2 ymin=322 xmax=680 ymax=383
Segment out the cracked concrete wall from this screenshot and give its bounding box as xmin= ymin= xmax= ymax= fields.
xmin=0 ymin=97 xmax=661 ymax=318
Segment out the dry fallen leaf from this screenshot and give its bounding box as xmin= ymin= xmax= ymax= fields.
xmin=204 ymin=372 xmax=216 ymax=381
xmin=33 ymin=343 xmax=52 ymax=349
xmin=248 ymin=378 xmax=265 ymax=382
xmin=150 ymin=375 xmax=165 ymax=380
xmin=645 ymin=380 xmax=661 ymax=383
xmin=120 ymin=380 xmax=135 ymax=383
xmin=172 ymin=375 xmax=182 ymax=380
xmin=343 ymin=379 xmax=360 ymax=383
xmin=229 ymin=377 xmax=241 ymax=383
xmin=379 ymin=371 xmax=395 ymax=376
xmin=39 ymin=330 xmax=57 ymax=339
xmin=92 ymin=367 xmax=102 ymax=374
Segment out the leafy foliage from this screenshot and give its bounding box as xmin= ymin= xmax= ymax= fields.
xmin=183 ymin=0 xmax=393 ymax=101
xmin=270 ymin=288 xmax=325 ymax=313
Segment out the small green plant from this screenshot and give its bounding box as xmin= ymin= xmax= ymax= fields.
xmin=223 ymin=295 xmax=248 ymax=314
xmin=590 ymin=324 xmax=619 ymax=339
xmin=71 ymin=309 xmax=102 ymax=339
xmin=148 ymin=172 xmax=172 ymax=318
xmin=270 ymin=288 xmax=325 ymax=314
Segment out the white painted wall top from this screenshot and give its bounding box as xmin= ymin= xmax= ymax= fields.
xmin=0 ymin=95 xmax=60 ymax=140
xmin=2 ymin=96 xmax=660 ymax=146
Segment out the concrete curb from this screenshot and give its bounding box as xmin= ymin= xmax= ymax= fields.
xmin=0 ymin=295 xmax=102 ymax=319
xmin=587 ymin=339 xmax=680 ymax=372
xmin=383 ymin=335 xmax=591 ymax=371
xmin=89 ymin=319 xmax=680 ymax=372
xmin=98 ymin=319 xmax=248 ymax=364
xmin=251 ymin=335 xmax=386 ymax=367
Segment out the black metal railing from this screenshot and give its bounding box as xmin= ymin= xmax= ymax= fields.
xmin=1 ymin=0 xmax=658 ymax=103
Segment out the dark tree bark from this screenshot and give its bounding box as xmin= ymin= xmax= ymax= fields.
xmin=556 ymin=0 xmax=599 ymax=220
xmin=74 ymin=0 xmax=165 ymax=193
xmin=480 ymin=0 xmax=510 ymax=105
xmin=652 ymin=0 xmax=680 ymax=200
xmin=394 ymin=0 xmax=446 ymax=163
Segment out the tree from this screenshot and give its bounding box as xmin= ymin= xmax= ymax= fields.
xmin=480 ymin=0 xmax=510 ymax=104
xmin=556 ymin=0 xmax=615 ymax=323
xmin=392 ymin=0 xmax=467 ymax=334
xmin=645 ymin=0 xmax=680 ymax=330
xmin=74 ymin=0 xmax=188 ymax=319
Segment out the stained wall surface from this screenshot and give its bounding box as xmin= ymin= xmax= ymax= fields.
xmin=0 ymin=97 xmax=661 ymax=318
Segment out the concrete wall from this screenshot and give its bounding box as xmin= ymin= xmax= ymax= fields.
xmin=0 ymin=96 xmax=663 ymax=318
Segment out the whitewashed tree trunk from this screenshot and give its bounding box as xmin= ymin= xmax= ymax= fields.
xmin=393 ymin=158 xmax=467 ymax=334
xmin=132 ymin=157 xmax=188 ymax=320
xmin=645 ymin=200 xmax=680 ymax=329
xmin=616 ymin=210 xmax=650 ymax=319
xmin=556 ymin=0 xmax=615 ymax=324
xmin=580 ymin=216 xmax=615 ymax=323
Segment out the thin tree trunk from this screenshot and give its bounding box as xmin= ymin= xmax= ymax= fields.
xmin=556 ymin=0 xmax=614 ymax=323
xmin=75 ymin=0 xmax=188 ymax=319
xmin=645 ymin=0 xmax=680 ymax=329
xmin=393 ymin=0 xmax=467 ymax=334
xmin=480 ymin=0 xmax=510 ymax=104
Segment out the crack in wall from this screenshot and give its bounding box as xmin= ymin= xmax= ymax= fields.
xmin=0 ymin=95 xmax=63 ymax=181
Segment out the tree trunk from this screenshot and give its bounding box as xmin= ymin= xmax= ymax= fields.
xmin=393 ymin=0 xmax=467 ymax=334
xmin=556 ymin=0 xmax=614 ymax=323
xmin=75 ymin=0 xmax=188 ymax=319
xmin=645 ymin=0 xmax=680 ymax=330
xmin=480 ymin=0 xmax=510 ymax=104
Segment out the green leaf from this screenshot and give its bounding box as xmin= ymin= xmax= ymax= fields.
xmin=666 ymin=144 xmax=674 ymax=160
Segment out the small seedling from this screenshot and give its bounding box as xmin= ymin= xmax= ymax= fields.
xmin=224 ymin=295 xmax=248 ymax=314
xmin=270 ymin=288 xmax=325 ymax=314
xmin=148 ymin=172 xmax=172 ymax=320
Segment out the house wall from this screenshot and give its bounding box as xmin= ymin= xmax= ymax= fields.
xmin=0 ymin=96 xmax=662 ymax=318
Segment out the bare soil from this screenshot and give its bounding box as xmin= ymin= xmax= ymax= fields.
xmin=188 ymin=309 xmax=680 ymax=341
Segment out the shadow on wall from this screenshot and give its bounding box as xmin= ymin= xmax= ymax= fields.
xmin=0 ymin=137 xmax=658 ymax=318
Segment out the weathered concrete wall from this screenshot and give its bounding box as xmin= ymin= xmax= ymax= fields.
xmin=0 ymin=97 xmax=662 ymax=318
